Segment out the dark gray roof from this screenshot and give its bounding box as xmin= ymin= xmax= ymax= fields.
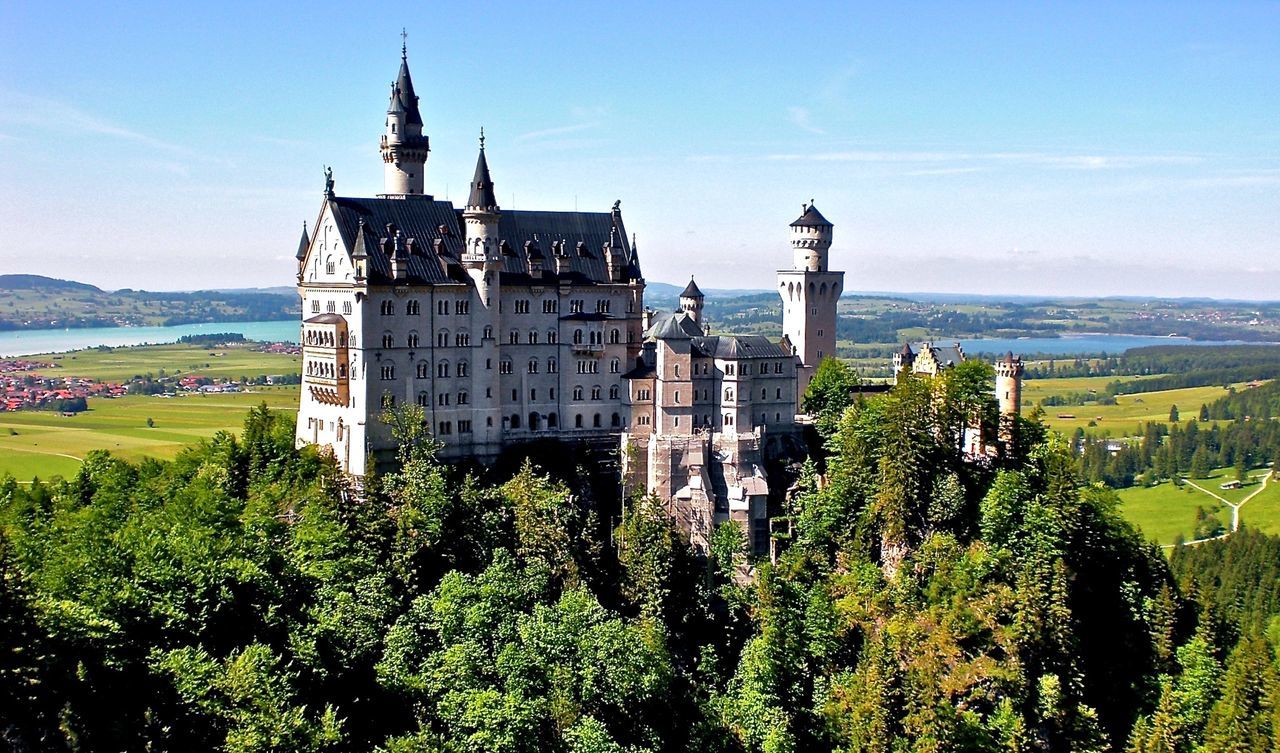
xmin=327 ymin=196 xmax=637 ymax=287
xmin=914 ymin=341 xmax=965 ymax=367
xmin=648 ymin=312 xmax=701 ymax=340
xmin=296 ymin=222 xmax=310 ymax=260
xmin=790 ymin=203 xmax=832 ymax=228
xmin=899 ymin=341 xmax=914 ymax=357
xmin=467 ymin=147 xmax=498 ymax=210
xmin=680 ymin=277 xmax=704 ymax=299
xmin=692 ymin=335 xmax=791 ymax=360
xmin=393 ymin=55 xmax=423 ymax=126
xmin=304 ymin=313 xmax=346 ymax=324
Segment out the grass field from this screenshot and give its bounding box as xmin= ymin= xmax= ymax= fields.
xmin=1116 ymin=468 xmax=1279 ymax=546
xmin=0 ymin=388 xmax=299 ymax=481
xmin=30 ymin=342 xmax=301 ymax=382
xmin=1023 ymin=375 xmax=1247 ymax=437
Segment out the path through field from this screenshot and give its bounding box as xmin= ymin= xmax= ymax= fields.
xmin=1166 ymin=470 xmax=1274 ymax=548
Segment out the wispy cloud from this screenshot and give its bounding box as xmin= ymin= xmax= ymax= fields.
xmin=766 ymin=149 xmax=1203 ymax=170
xmin=787 ymin=106 xmax=825 ymax=135
xmin=0 ymin=88 xmax=216 ymax=162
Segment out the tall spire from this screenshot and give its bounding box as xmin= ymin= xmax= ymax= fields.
xmin=391 ymin=34 xmax=422 ymax=127
xmin=466 ymin=130 xmax=498 ymax=211
xmin=295 ymin=221 xmax=310 ymax=260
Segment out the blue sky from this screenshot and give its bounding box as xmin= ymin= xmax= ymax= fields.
xmin=1 ymin=1 xmax=1277 ymax=297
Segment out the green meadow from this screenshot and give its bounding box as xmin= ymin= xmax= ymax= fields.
xmin=30 ymin=342 xmax=301 ymax=382
xmin=1023 ymin=375 xmax=1248 ymax=437
xmin=2 ymin=343 xmax=302 ymax=482
xmin=1115 ymin=468 xmax=1280 ymax=546
xmin=0 ymin=389 xmax=300 ymax=482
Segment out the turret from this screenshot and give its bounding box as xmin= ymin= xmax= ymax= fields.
xmin=679 ymin=277 xmax=705 ymax=325
xmin=380 ymin=42 xmax=430 ymax=196
xmin=463 ymin=131 xmax=504 ymax=455
xmin=995 ymin=352 xmax=1024 ymax=445
xmin=462 ymin=131 xmax=500 ymax=267
xmin=893 ymin=342 xmax=915 ymax=380
xmin=789 ymin=202 xmax=833 ymax=272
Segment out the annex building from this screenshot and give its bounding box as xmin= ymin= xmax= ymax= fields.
xmin=294 ymin=46 xmax=839 ymax=508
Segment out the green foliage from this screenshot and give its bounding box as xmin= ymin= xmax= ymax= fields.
xmin=801 ymin=356 xmax=860 ymax=438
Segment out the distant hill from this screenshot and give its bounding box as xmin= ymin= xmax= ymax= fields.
xmin=0 ymin=274 xmax=102 ymax=293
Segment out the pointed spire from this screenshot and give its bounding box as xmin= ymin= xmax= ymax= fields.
xmin=390 ymin=36 xmax=423 ymax=126
xmin=681 ymin=276 xmax=704 ymax=299
xmin=295 ymin=221 xmax=310 ymax=260
xmin=352 ymin=219 xmax=369 ymax=260
xmin=466 ymin=130 xmax=498 ymax=211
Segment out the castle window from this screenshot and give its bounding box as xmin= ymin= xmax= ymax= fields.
xmin=499 ymin=359 xmax=513 ymax=374
xmin=609 ymin=329 xmax=620 ymax=344
xmin=547 ymin=358 xmax=557 ymax=373
xmin=573 ymin=386 xmax=584 ymax=401
xmin=458 ymin=420 xmax=472 ymax=433
xmin=590 ymin=331 xmax=601 ymax=345
xmin=311 ymin=300 xmax=320 ymax=313
xmin=382 ymin=334 xmax=394 ymax=349
xmin=761 ymin=388 xmax=767 ymax=400
xmin=457 ymin=361 xmax=469 ymax=377
xmin=509 ymin=330 xmax=519 ymax=344
xmin=483 ymin=325 xmax=493 ymax=339
xmin=528 ymin=359 xmax=539 ymax=373
xmin=511 ymin=389 xmax=518 ymax=401
xmin=437 ymin=393 xmax=450 ymax=406
xmin=510 ymin=414 xmax=521 ymax=429
xmin=724 ymin=413 xmax=733 ymax=426
xmin=593 ymin=414 xmax=602 ymax=428
xmin=436 ymin=330 xmax=449 ymax=347
xmin=674 ymin=416 xmax=680 ymax=428
xmin=530 ymin=388 xmax=537 ymax=401
xmin=326 ymin=300 xmax=336 ymax=313
xmin=437 ymin=362 xmax=450 ymax=378
xmin=674 ymin=364 xmax=680 ymax=377
xmin=776 ymin=388 xmax=782 ymax=399
xmin=380 ymin=364 xmax=395 ymax=380
xmin=547 ymin=330 xmax=558 ymax=344
xmin=591 ymin=386 xmax=601 ymax=400
xmin=610 ymin=358 xmax=620 ymax=374
xmin=438 ymin=300 xmax=449 ymax=315
xmin=417 ymin=392 xmax=429 ymax=407
xmin=381 ymin=301 xmax=394 ymax=316
xmin=529 ymin=330 xmax=539 ymax=344
xmin=343 ymin=301 xmax=353 ymax=315
xmin=570 ymin=299 xmax=584 ymax=314
xmin=407 ymin=300 xmax=420 ymax=315
xmin=674 ymin=390 xmax=680 ymax=403
xmin=407 ymin=332 xmax=419 ymax=348
xmin=548 ymin=413 xmax=558 ymax=428
xmin=543 ymin=299 xmax=558 ymax=314
xmin=514 ymin=299 xmax=530 ymax=314
xmin=725 ymin=389 xmax=734 ymax=401
xmin=612 ymin=413 xmax=621 ymax=427
xmin=458 ymin=392 xmax=469 ymax=405
xmin=573 ymin=329 xmax=583 ymax=345
xmin=438 ymin=421 xmax=453 ymax=436
xmin=817 ymin=329 xmax=824 ymax=337
xmin=455 ymin=300 xmax=469 ymax=315
xmin=609 ymin=386 xmax=619 ymax=400
xmin=455 ymin=333 xmax=470 ymax=347
xmin=575 ymin=414 xmax=583 ymax=428
xmin=776 ymin=412 xmax=781 ymax=422
xmin=416 ymin=362 xmax=429 ymax=379
xmin=350 ymin=334 xmax=357 ymax=348
xmin=549 ymin=388 xmax=556 ymax=400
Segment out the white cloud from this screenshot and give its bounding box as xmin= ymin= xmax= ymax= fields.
xmin=787 ymin=106 xmax=825 ymax=135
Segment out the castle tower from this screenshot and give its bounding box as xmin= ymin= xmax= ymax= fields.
xmin=892 ymin=341 xmax=915 ymax=382
xmin=679 ymin=277 xmax=705 ymax=326
xmin=380 ymin=43 xmax=430 ymax=196
xmin=778 ymin=203 xmax=844 ymax=408
xmin=463 ymin=133 xmax=503 ymax=454
xmin=995 ymin=351 xmax=1024 ymax=445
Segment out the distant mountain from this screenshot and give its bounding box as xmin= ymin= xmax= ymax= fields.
xmin=0 ymin=274 xmax=102 ymax=293
xmin=647 ymin=281 xmax=773 ymax=300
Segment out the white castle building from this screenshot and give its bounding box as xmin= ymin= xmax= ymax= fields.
xmin=294 ymin=46 xmax=840 ymax=482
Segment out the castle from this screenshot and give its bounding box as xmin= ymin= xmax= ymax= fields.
xmin=294 ymin=47 xmax=834 ymax=485
xmin=294 ymin=46 xmax=1020 ymax=553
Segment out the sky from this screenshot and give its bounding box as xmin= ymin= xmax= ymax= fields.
xmin=0 ymin=1 xmax=1277 ymax=298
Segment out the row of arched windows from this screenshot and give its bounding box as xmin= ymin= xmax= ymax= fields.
xmin=505 ymin=412 xmax=622 ymax=430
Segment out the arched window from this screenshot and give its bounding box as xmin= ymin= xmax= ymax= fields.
xmin=458 ymin=392 xmax=469 ymax=405
xmin=591 ymin=386 xmax=601 ymax=400
xmin=593 ymin=413 xmax=602 ymax=428
xmin=573 ymin=329 xmax=583 ymax=345
xmin=611 ymin=412 xmax=621 ymax=427
xmin=528 ymin=359 xmax=539 ymax=373
xmin=529 ymin=330 xmax=539 ymax=344
xmin=609 ymin=328 xmax=620 ymax=344
xmin=547 ymin=330 xmax=558 ymax=344
xmin=380 ymin=364 xmax=395 ymax=380
xmin=609 ymin=385 xmax=619 ymax=400
xmin=761 ymin=388 xmax=767 ymax=400
xmin=529 ymin=413 xmax=540 ymax=431
xmin=407 ymin=331 xmax=419 ymax=348
xmin=575 ymin=414 xmax=583 ymax=428
xmin=510 ymin=414 xmax=521 ymax=429
xmin=573 ymin=386 xmax=584 ymax=401
xmin=380 ymin=300 xmax=394 ymax=315
xmin=416 ymin=361 xmax=429 ymax=379
xmin=437 ymin=361 xmax=450 ymax=378
xmin=674 ymin=364 xmax=680 ymax=377
xmin=509 ymin=330 xmax=520 ymax=344
xmin=457 ymin=361 xmax=469 ymax=377
xmin=436 ymin=330 xmax=449 ymax=347
xmin=610 ymin=358 xmax=620 ymax=374
xmin=382 ymin=333 xmax=394 ymax=349
xmin=483 ymin=325 xmax=493 ymax=340
xmin=547 ymin=358 xmax=558 ymax=373
xmin=548 ymin=412 xmax=558 ymax=428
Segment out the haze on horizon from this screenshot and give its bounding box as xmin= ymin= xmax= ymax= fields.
xmin=0 ymin=1 xmax=1277 ymax=299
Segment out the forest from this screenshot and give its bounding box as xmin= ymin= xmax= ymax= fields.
xmin=3 ymin=367 xmax=1279 ymax=752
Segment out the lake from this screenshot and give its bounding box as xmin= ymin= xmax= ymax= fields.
xmin=0 ymin=322 xmax=1260 ymax=359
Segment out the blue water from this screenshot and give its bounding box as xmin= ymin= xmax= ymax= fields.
xmin=0 ymin=320 xmax=299 ymax=358
xmin=0 ymin=322 xmax=1259 ymax=359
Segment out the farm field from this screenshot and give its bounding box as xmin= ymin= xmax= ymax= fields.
xmin=29 ymin=342 xmax=301 ymax=382
xmin=1024 ymin=375 xmax=1249 ymax=436
xmin=1116 ymin=468 xmax=1279 ymax=546
xmin=0 ymin=388 xmax=299 ymax=482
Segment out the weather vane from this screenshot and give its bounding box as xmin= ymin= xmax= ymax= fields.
xmin=400 ymin=28 xmax=408 ymax=56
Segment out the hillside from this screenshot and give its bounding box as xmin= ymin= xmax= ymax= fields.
xmin=0 ymin=280 xmax=295 ymax=330
xmin=0 ymin=274 xmax=101 ymax=292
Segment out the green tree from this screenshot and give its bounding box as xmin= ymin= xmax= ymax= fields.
xmin=802 ymin=356 xmax=860 ymax=437
xmin=1169 ymin=405 xmax=1180 ymax=423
